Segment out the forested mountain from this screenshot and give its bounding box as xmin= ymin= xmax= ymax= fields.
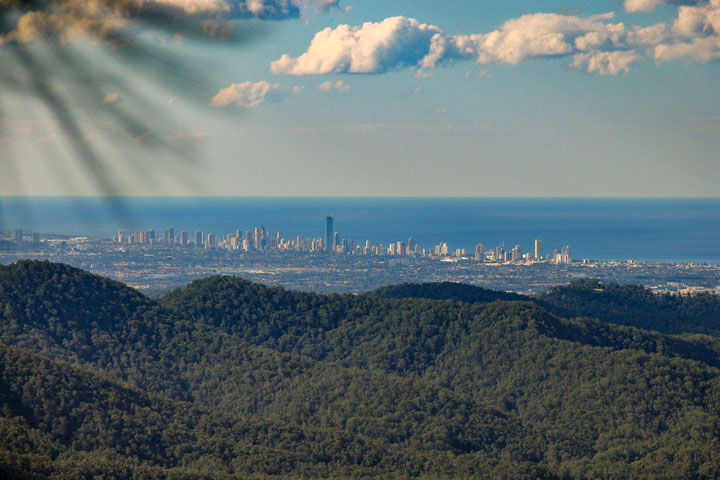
xmin=365 ymin=278 xmax=720 ymax=337
xmin=537 ymin=278 xmax=720 ymax=335
xmin=369 ymin=282 xmax=527 ymax=304
xmin=1 ymin=260 xmax=720 ymax=479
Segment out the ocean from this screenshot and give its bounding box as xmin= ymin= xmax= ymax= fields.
xmin=1 ymin=197 xmax=718 ymax=265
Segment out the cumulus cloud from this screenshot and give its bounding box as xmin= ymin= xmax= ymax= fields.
xmin=316 ymin=80 xmax=350 ymax=91
xmin=271 ymin=13 xmax=652 ymax=75
xmin=270 ymin=16 xmax=443 ymax=74
xmin=625 ymin=0 xmax=667 ymax=13
xmin=211 ymin=80 xmax=302 ymax=108
xmin=655 ymin=35 xmax=720 ymax=60
xmin=623 ymin=0 xmax=704 ymax=14
xmin=672 ymin=0 xmax=720 ymax=36
xmin=571 ymin=50 xmax=642 ymax=74
xmin=652 ymin=0 xmax=720 ymax=62
xmin=628 ymin=23 xmax=671 ymax=45
xmin=480 ymin=12 xmax=629 ymax=64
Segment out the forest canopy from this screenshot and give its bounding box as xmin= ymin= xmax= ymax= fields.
xmin=1 ymin=260 xmax=720 ymax=479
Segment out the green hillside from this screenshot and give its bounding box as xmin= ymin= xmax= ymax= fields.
xmin=537 ymin=278 xmax=720 ymax=335
xmin=1 ymin=260 xmax=720 ymax=478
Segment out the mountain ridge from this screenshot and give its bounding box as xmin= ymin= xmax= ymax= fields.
xmin=1 ymin=260 xmax=720 ymax=478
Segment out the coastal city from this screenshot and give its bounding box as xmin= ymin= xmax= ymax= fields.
xmin=1 ymin=216 xmax=718 ymax=296
xmin=106 ymin=215 xmax=573 ymax=265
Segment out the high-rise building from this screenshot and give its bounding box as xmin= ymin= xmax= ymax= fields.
xmin=511 ymin=244 xmax=522 ymax=262
xmin=475 ymin=243 xmax=486 ymax=261
xmin=195 ymin=231 xmax=203 ymax=247
xmin=14 ymin=229 xmax=22 ymax=244
xmin=407 ymin=237 xmax=416 ymax=253
xmin=180 ymin=231 xmax=188 ymax=246
xmin=206 ymin=233 xmax=216 ymax=249
xmin=32 ymin=232 xmax=40 ymax=244
xmin=562 ymin=245 xmax=572 ymax=264
xmin=168 ymin=227 xmax=175 ymax=244
xmin=333 ymin=231 xmax=340 ymax=251
xmin=534 ymin=239 xmax=542 ymax=260
xmin=325 ymin=216 xmax=333 ymax=252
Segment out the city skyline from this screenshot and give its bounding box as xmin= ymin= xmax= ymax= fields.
xmin=10 ymin=217 xmax=573 ymax=264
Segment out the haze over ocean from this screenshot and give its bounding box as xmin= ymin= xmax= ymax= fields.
xmin=1 ymin=197 xmax=718 ymax=265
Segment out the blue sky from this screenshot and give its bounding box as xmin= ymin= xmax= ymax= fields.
xmin=0 ymin=0 xmax=718 ymax=196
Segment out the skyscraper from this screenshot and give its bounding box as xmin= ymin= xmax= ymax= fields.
xmin=195 ymin=231 xmax=203 ymax=247
xmin=475 ymin=243 xmax=486 ymax=262
xmin=562 ymin=245 xmax=572 ymax=264
xmin=511 ymin=244 xmax=522 ymax=262
xmin=325 ymin=216 xmax=333 ymax=252
xmin=534 ymin=239 xmax=542 ymax=260
xmin=206 ymin=233 xmax=216 ymax=249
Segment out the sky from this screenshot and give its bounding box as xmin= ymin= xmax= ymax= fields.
xmin=0 ymin=0 xmax=718 ymax=197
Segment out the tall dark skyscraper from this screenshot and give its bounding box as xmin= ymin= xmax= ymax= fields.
xmin=325 ymin=216 xmax=333 ymax=252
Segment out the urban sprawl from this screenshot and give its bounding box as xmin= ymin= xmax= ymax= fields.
xmin=2 ymin=216 xmax=718 ymax=296
xmin=108 ymin=216 xmax=573 ymax=265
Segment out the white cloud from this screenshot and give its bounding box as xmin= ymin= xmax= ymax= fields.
xmin=469 ymin=12 xmax=630 ymax=64
xmin=625 ymin=0 xmax=667 ymax=13
xmin=316 ymin=80 xmax=350 ymax=91
xmin=211 ymin=80 xmax=302 ymax=108
xmin=271 ymin=13 xmax=646 ymax=76
xmin=571 ymin=50 xmax=642 ymax=74
xmin=270 ymin=16 xmax=443 ymax=74
xmin=655 ymin=35 xmax=720 ymax=61
xmin=628 ymin=23 xmax=671 ymax=45
xmin=623 ymin=0 xmax=707 ymax=14
xmin=672 ymin=0 xmax=720 ymax=36
xmin=652 ymin=0 xmax=720 ymax=62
